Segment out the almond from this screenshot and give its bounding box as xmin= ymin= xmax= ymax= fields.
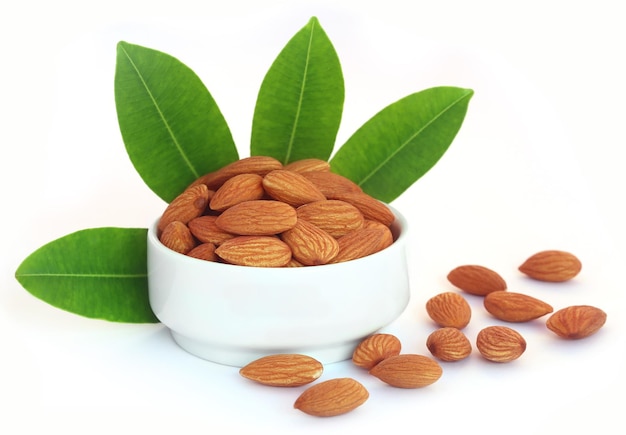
xmin=186 ymin=242 xmax=217 ymax=262
xmin=546 ymin=305 xmax=607 ymax=339
xmin=159 ymin=221 xmax=197 ymax=254
xmin=519 ymin=250 xmax=582 ymax=282
xmin=296 ymin=200 xmax=364 ymax=238
xmin=214 ymin=235 xmax=292 ymax=267
xmin=352 ymin=333 xmax=402 ymax=369
xmin=239 ymin=354 xmax=323 ymax=387
xmin=332 ymin=227 xmax=390 ymax=263
xmin=158 ymin=184 xmax=210 ymax=233
xmin=426 ymin=327 xmax=472 ymax=362
xmin=209 ymin=173 xmax=265 ymax=211
xmin=425 ymin=292 xmax=472 ymax=329
xmin=294 ymin=378 xmax=369 ymax=417
xmin=188 ymin=215 xmax=236 ymax=245
xmin=215 ymin=200 xmax=297 ymax=236
xmin=362 ymin=219 xmax=394 ymax=251
xmin=284 ymin=158 xmax=331 ymax=173
xmin=447 ymin=265 xmax=507 ymax=296
xmin=484 ymin=291 xmax=553 ymax=322
xmin=262 ymin=169 xmax=326 ymax=207
xmin=369 ymin=354 xmax=443 ymax=388
xmin=280 ymin=219 xmax=339 ymax=266
xmin=476 ymin=325 xmax=526 ymax=362
xmin=330 ymin=191 xmax=395 ymax=226
xmin=189 ymin=156 xmax=283 ymax=190
xmin=300 ymin=170 xmax=363 ymax=196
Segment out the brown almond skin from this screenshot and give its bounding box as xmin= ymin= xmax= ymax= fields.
xmin=262 ymin=169 xmax=326 ymax=207
xmin=189 ymin=156 xmax=283 ymax=190
xmin=186 ymin=242 xmax=217 ymax=262
xmin=284 ymin=158 xmax=331 ymax=173
xmin=159 ymin=221 xmax=197 ymax=254
xmin=330 ymin=191 xmax=395 ymax=226
xmin=426 ymin=328 xmax=472 ymax=362
xmin=363 ymin=220 xmax=394 ymax=251
xmin=519 ymin=250 xmax=582 ymax=282
xmin=239 ymin=354 xmax=323 ymax=387
xmin=188 ymin=215 xmax=236 ymax=245
xmin=281 ymin=219 xmax=339 ymax=266
xmin=369 ymin=354 xmax=443 ymax=388
xmin=294 ymin=378 xmax=369 ymax=417
xmin=215 ymin=235 xmax=292 ymax=267
xmin=352 ymin=333 xmax=402 ymax=369
xmin=300 ymin=171 xmax=363 ymax=196
xmin=425 ymin=292 xmax=472 ymax=329
xmin=215 ymin=200 xmax=297 ymax=236
xmin=447 ymin=265 xmax=507 ymax=296
xmin=158 ymin=184 xmax=210 ymax=233
xmin=209 ymin=173 xmax=265 ymax=211
xmin=332 ymin=227 xmax=389 ymax=263
xmin=476 ymin=326 xmax=526 ymax=362
xmin=484 ymin=291 xmax=553 ymax=322
xmin=546 ymin=305 xmax=607 ymax=339
xmin=296 ymin=200 xmax=365 ymax=238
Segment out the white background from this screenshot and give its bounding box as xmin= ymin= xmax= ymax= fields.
xmin=1 ymin=0 xmax=625 ymax=433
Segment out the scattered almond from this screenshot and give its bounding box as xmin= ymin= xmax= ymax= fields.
xmin=484 ymin=291 xmax=553 ymax=322
xmin=476 ymin=326 xmax=526 ymax=362
xmin=239 ymin=354 xmax=323 ymax=387
xmin=352 ymin=333 xmax=402 ymax=369
xmin=447 ymin=265 xmax=507 ymax=296
xmin=369 ymin=354 xmax=443 ymax=388
xmin=294 ymin=377 xmax=369 ymax=417
xmin=519 ymin=250 xmax=582 ymax=282
xmin=425 ymin=292 xmax=472 ymax=329
xmin=546 ymin=305 xmax=607 ymax=339
xmin=426 ymin=327 xmax=472 ymax=362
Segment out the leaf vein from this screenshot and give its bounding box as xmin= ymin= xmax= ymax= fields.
xmin=17 ymin=273 xmax=147 ymax=279
xmin=358 ymin=91 xmax=471 ymax=187
xmin=284 ymin=20 xmax=316 ymax=164
xmin=119 ymin=44 xmax=199 ymax=178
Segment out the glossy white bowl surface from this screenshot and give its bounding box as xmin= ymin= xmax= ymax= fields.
xmin=147 ymin=206 xmax=410 ymax=367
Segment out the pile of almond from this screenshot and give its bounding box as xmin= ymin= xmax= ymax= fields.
xmin=237 ymin=249 xmax=606 ymax=417
xmin=157 ymin=156 xmax=396 ymax=267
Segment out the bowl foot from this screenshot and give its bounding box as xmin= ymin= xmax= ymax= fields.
xmin=170 ymin=330 xmax=361 ymax=367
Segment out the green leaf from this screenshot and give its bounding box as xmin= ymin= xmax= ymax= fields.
xmin=15 ymin=228 xmax=158 ymax=323
xmin=330 ymin=86 xmax=474 ymax=203
xmin=115 ymin=41 xmax=239 ymax=203
xmin=250 ymin=17 xmax=344 ymax=164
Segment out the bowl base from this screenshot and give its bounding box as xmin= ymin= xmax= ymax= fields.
xmin=170 ymin=330 xmax=361 ymax=367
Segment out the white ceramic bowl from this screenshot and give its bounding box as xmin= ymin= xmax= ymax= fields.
xmin=147 ymin=206 xmax=410 ymax=367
